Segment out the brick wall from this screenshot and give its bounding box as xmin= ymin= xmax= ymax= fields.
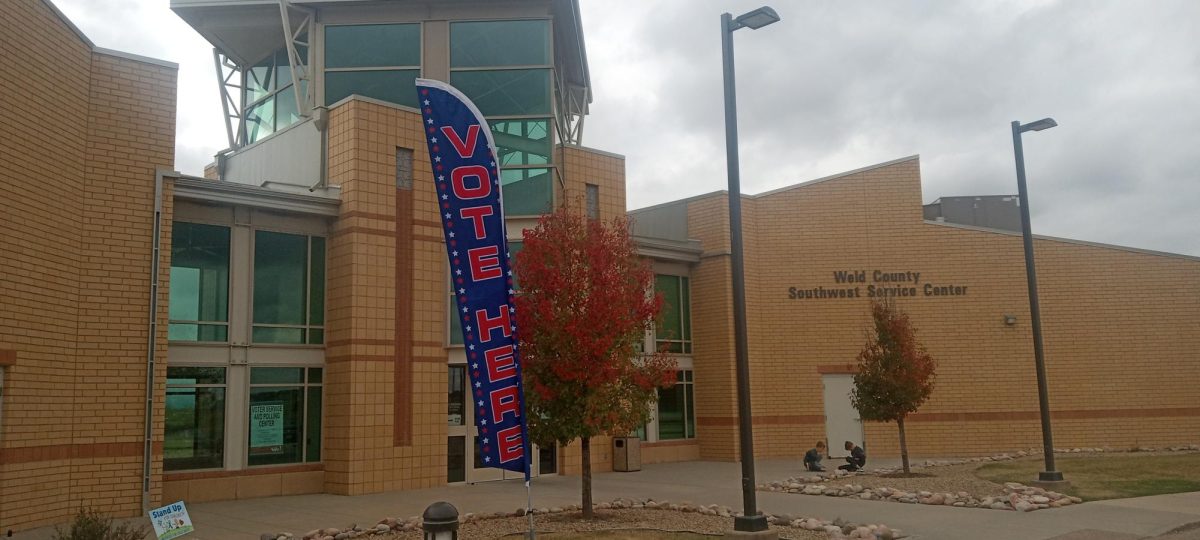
xmin=323 ymin=99 xmax=446 ymax=494
xmin=557 ymin=145 xmax=627 ymax=222
xmin=0 ymin=0 xmax=177 ymax=532
xmin=684 ymin=156 xmax=1200 ymax=460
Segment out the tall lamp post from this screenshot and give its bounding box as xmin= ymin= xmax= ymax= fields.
xmin=721 ymin=6 xmax=780 ymax=533
xmin=1010 ymin=117 xmax=1066 ymax=484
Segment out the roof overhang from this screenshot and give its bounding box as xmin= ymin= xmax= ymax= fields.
xmin=173 ymin=175 xmax=341 ymax=217
xmin=171 ymin=0 xmax=289 ymax=66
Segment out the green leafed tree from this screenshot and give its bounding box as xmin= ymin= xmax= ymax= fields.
xmin=514 ymin=204 xmax=676 ymax=518
xmin=850 ymin=298 xmax=936 ymax=474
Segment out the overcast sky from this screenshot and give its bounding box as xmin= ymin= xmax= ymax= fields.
xmin=54 ymin=0 xmax=1200 ymax=256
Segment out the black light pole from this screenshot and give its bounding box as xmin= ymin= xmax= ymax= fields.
xmin=721 ymin=6 xmax=780 ymax=533
xmin=1010 ymin=117 xmax=1065 ymax=484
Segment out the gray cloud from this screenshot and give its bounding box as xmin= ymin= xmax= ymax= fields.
xmin=583 ymin=0 xmax=1200 ymax=256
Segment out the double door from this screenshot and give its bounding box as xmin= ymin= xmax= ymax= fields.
xmin=448 ymin=364 xmax=556 ymax=483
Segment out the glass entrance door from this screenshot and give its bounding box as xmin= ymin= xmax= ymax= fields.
xmin=447 ymin=363 xmax=555 ymax=483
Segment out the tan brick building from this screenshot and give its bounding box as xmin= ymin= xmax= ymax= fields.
xmin=3 ymin=0 xmax=1198 ymax=535
xmin=631 ymin=155 xmax=1200 ymax=463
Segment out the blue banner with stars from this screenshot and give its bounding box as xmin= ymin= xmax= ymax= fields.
xmin=415 ymin=79 xmax=529 ymax=478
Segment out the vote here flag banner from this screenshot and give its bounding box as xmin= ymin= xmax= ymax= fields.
xmin=415 ymin=79 xmax=529 ymax=477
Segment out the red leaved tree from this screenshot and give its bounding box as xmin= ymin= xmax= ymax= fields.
xmin=850 ymin=299 xmax=936 ymax=474
xmin=514 ymin=205 xmax=675 ymax=518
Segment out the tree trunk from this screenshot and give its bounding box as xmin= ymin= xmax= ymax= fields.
xmin=898 ymin=416 xmax=910 ymax=474
xmin=581 ymin=436 xmax=594 ymax=518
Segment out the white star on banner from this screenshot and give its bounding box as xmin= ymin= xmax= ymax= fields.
xmin=458 ymin=288 xmax=465 ymax=294
xmin=477 ymin=400 xmax=484 ymax=406
xmin=434 ymin=156 xmax=441 ymax=163
xmin=424 ymin=99 xmax=430 ymax=106
xmin=462 ymin=307 xmax=468 ymax=313
xmin=444 ymin=212 xmax=451 ymax=219
xmin=507 ymin=270 xmax=512 ymax=276
xmin=490 ymin=161 xmax=495 ymax=167
xmin=437 ymin=175 xmax=445 ymax=181
xmin=481 ymin=419 xmax=487 ymax=425
xmin=485 ymin=456 xmax=491 ymax=463
xmin=475 ymin=381 xmax=481 ymax=388
xmin=509 ymin=325 xmax=516 ymax=332
xmin=441 ymin=194 xmax=448 ymax=200
xmin=427 ymin=118 xmax=433 ymax=124
xmin=469 ymin=345 xmax=475 ymax=351
xmin=455 ymin=269 xmax=462 ymax=275
xmin=472 ymin=362 xmax=478 ymax=368
xmin=482 ymin=438 xmax=489 ymax=444
xmin=452 ymin=251 xmax=458 ymax=256
xmin=449 ymin=232 xmax=455 ymax=238
xmin=466 ymin=325 xmax=473 ymax=332
xmin=431 ymin=137 xmax=438 ymax=144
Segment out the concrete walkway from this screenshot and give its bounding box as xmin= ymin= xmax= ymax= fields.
xmin=12 ymin=459 xmax=1200 ymax=539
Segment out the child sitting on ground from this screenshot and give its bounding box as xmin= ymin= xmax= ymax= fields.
xmin=803 ymin=441 xmax=827 ymax=472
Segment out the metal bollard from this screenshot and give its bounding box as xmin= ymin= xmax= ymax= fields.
xmin=422 ymin=502 xmax=459 ymax=540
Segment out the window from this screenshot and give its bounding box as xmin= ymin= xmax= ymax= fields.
xmin=396 ymin=147 xmax=414 ymax=190
xmin=253 ymin=231 xmax=325 ymax=344
xmin=245 ymin=46 xmax=307 ymax=144
xmin=450 ymin=20 xmax=554 ymax=216
xmin=657 ymin=370 xmax=695 ymax=440
xmin=170 ymin=223 xmax=230 ymax=342
xmin=586 ymin=184 xmax=600 ymax=220
xmin=248 ymin=367 xmax=322 ymax=466
xmin=0 ymin=367 xmax=5 ymax=442
xmin=165 ymin=367 xmax=227 ymax=471
xmin=448 ymin=365 xmax=466 ymax=426
xmin=324 ymin=24 xmax=421 ymax=108
xmin=655 ymin=275 xmax=692 ymax=353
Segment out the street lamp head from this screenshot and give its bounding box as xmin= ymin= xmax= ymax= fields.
xmin=732 ymin=6 xmax=780 ymax=30
xmin=1020 ymin=118 xmax=1058 ymax=133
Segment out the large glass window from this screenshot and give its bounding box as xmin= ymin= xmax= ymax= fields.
xmin=655 ymin=275 xmax=692 ymax=354
xmin=245 ymin=47 xmax=306 ymax=144
xmin=450 ymin=20 xmax=554 ymax=216
xmin=657 ymin=370 xmax=695 ymax=440
xmin=247 ymin=367 xmax=322 ymax=466
xmin=324 ymin=24 xmax=420 ymax=108
xmin=253 ymin=231 xmax=325 ymax=344
xmin=450 ymin=20 xmax=550 ymax=67
xmin=165 ymin=367 xmax=227 ymax=471
xmin=170 ymin=223 xmax=230 ymax=342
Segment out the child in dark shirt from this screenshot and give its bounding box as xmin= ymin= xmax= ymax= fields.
xmin=838 ymin=441 xmax=867 ymax=471
xmin=803 ymin=441 xmax=826 ymax=472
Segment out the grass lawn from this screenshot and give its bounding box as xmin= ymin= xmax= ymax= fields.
xmin=975 ymin=453 xmax=1200 ymax=501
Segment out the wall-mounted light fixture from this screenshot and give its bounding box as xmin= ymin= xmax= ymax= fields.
xmin=1004 ymin=315 xmax=1018 ymax=326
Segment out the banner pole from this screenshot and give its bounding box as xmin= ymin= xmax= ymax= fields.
xmin=526 ymin=478 xmax=535 ymax=539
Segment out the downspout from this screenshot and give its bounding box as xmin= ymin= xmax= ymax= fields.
xmin=142 ymin=168 xmax=169 ymax=511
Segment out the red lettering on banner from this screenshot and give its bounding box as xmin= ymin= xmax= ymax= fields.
xmin=468 ymin=246 xmax=502 ymax=281
xmin=497 ymin=424 xmax=524 ymax=463
xmin=460 ymin=205 xmax=494 ymax=239
xmin=451 ymin=165 xmax=491 ymax=200
xmin=475 ymin=305 xmax=512 ymax=343
xmin=441 ymin=124 xmax=481 ymax=158
xmin=490 ymin=385 xmax=521 ymax=423
xmin=484 ymin=344 xmax=516 ymax=383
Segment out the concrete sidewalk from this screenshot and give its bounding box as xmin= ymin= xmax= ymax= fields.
xmin=13 ymin=459 xmax=1200 ymax=539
